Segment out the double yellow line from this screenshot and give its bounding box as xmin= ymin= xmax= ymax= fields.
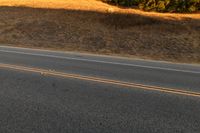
xmin=0 ymin=63 xmax=200 ymax=98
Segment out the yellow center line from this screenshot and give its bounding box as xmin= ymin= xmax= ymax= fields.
xmin=0 ymin=63 xmax=200 ymax=98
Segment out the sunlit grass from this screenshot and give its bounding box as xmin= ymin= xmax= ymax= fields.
xmin=0 ymin=0 xmax=199 ymax=20
xmin=0 ymin=0 xmax=112 ymax=10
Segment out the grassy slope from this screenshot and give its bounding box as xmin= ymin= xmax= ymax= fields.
xmin=0 ymin=0 xmax=200 ymax=63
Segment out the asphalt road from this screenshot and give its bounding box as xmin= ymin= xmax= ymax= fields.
xmin=0 ymin=45 xmax=200 ymax=133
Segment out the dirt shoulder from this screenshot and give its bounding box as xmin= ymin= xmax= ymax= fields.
xmin=0 ymin=0 xmax=200 ymax=63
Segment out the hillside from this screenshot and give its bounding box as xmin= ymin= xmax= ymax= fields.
xmin=0 ymin=0 xmax=200 ymax=63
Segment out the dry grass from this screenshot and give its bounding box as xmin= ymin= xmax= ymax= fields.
xmin=1 ymin=0 xmax=199 ymax=19
xmin=0 ymin=0 xmax=200 ymax=63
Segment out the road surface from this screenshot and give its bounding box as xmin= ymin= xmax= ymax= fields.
xmin=0 ymin=45 xmax=200 ymax=133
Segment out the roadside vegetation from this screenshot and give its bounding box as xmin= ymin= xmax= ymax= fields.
xmin=103 ymin=0 xmax=200 ymax=12
xmin=0 ymin=0 xmax=200 ymax=63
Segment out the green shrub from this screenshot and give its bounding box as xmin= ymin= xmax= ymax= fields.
xmin=139 ymin=0 xmax=171 ymax=12
xmin=103 ymin=0 xmax=200 ymax=12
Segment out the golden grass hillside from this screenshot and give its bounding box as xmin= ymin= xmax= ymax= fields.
xmin=0 ymin=0 xmax=200 ymax=63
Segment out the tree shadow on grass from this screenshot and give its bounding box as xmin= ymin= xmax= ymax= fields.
xmin=0 ymin=6 xmax=200 ymax=63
